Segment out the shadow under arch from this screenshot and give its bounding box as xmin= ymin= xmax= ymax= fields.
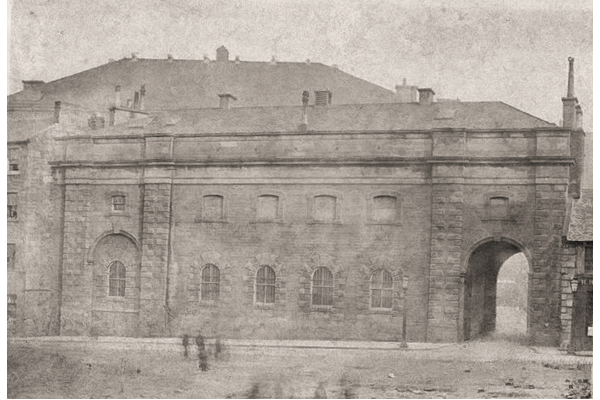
xmin=461 ymin=237 xmax=532 ymax=341
xmin=87 ymin=230 xmax=141 ymax=264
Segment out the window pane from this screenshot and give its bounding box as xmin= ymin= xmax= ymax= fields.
xmin=382 ymin=270 xmax=393 ymax=289
xmin=258 ymin=195 xmax=278 ymax=221
xmin=373 ymin=196 xmax=397 ymax=222
xmin=372 ymin=289 xmax=382 ymax=308
xmin=490 ymin=197 xmax=508 ymax=219
xmin=266 ymin=285 xmax=275 ymax=303
xmin=314 ymin=195 xmax=336 ymax=222
xmin=323 ymin=287 xmax=333 ymax=306
xmin=7 ymin=244 xmax=15 ymax=270
xmin=256 ymin=284 xmax=266 ymax=303
xmin=585 ymin=244 xmax=593 ymax=272
xmin=381 ymin=290 xmax=393 ymax=309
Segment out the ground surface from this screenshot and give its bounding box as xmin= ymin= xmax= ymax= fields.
xmin=8 ymin=339 xmax=592 ymax=399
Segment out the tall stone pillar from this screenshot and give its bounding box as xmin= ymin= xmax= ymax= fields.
xmin=426 ymin=130 xmax=465 ymax=342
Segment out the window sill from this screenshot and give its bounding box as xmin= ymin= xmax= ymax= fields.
xmin=310 ymin=305 xmax=333 ymax=312
xmin=198 ymin=300 xmax=219 ymax=307
xmin=106 ymin=212 xmax=131 ymax=218
xmin=369 ymin=308 xmax=394 ymax=315
xmin=106 ymin=296 xmax=128 ymax=301
xmin=194 ymin=218 xmax=228 ymax=224
xmin=250 ymin=220 xmax=285 ymax=225
xmin=7 ymin=171 xmax=20 ymax=176
xmin=366 ymin=221 xmax=402 ymax=226
xmin=8 ymin=219 xmax=19 ymax=223
xmin=254 ymin=302 xmax=275 ymax=309
xmin=306 ymin=221 xmax=342 ymax=225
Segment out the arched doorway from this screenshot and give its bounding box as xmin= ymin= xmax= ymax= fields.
xmin=463 ymin=240 xmax=529 ymax=340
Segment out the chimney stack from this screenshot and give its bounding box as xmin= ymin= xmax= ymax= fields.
xmin=22 ymin=80 xmax=44 ymax=91
xmin=139 ymin=84 xmax=146 ymax=111
xmin=54 ymin=101 xmax=61 ymax=124
xmin=133 ymin=91 xmax=140 ymax=109
xmin=562 ymin=57 xmax=579 ymax=129
xmin=218 ymin=94 xmax=237 ymax=110
xmin=216 ymin=46 xmax=229 ymax=62
xmin=114 ymin=85 xmax=121 ymax=108
xmin=395 ymin=78 xmax=418 ymax=103
xmin=299 ymin=91 xmax=309 ymax=131
xmin=418 ymin=88 xmax=435 ymax=105
xmin=167 ymin=54 xmax=174 ymax=62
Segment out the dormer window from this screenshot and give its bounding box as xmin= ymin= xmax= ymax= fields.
xmin=112 ymin=195 xmax=126 ymax=211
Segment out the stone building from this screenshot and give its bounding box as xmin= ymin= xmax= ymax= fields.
xmin=7 ymin=51 xmax=590 ymax=346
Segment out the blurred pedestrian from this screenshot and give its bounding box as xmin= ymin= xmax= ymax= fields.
xmin=182 ymin=334 xmax=189 ymax=358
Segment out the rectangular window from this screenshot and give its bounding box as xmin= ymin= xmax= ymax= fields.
xmin=7 ymin=294 xmax=17 ymax=320
xmin=112 ymin=195 xmax=125 ymax=211
xmin=203 ymin=195 xmax=224 ymax=221
xmin=9 ymin=163 xmax=19 ymax=172
xmin=490 ymin=197 xmax=509 ymax=219
xmin=584 ymin=243 xmax=593 ymax=272
xmin=372 ymin=196 xmax=397 ymax=223
xmin=7 ymin=244 xmax=15 ymax=270
xmin=257 ymin=195 xmax=279 ymax=221
xmin=313 ymin=195 xmax=336 ymax=222
xmin=7 ymin=193 xmax=18 ymax=220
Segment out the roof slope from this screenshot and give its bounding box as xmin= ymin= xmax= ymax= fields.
xmin=566 ymin=189 xmax=593 ymax=242
xmin=91 ymin=101 xmax=556 ymax=136
xmin=8 ymin=57 xmax=396 ymax=111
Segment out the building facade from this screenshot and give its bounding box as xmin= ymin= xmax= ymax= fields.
xmin=8 ymin=52 xmax=590 ymax=346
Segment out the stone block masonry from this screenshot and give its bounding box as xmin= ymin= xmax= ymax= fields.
xmin=139 ymin=183 xmax=173 ymax=337
xmin=427 ymin=184 xmax=464 ymax=342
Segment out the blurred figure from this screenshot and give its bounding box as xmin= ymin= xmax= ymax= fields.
xmin=182 ymin=334 xmax=189 ymax=358
xmin=314 ymin=381 xmax=327 ymax=399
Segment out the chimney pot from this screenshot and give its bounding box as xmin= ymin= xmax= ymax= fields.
xmin=167 ymin=54 xmax=174 ymax=62
xmin=305 ymin=59 xmax=311 ymax=64
xmin=114 ymin=85 xmax=121 ymax=108
xmin=139 ymin=84 xmax=146 ymax=111
xmin=203 ymin=54 xmax=210 ymax=63
xmin=218 ymin=94 xmax=237 ymax=109
xmin=216 ymin=45 xmax=229 ymax=62
xmin=418 ymin=88 xmax=435 ymax=105
xmin=562 ymin=57 xmax=578 ymax=129
xmin=235 ymin=55 xmax=240 ymax=64
xmin=271 ymin=56 xmax=277 ymax=65
xmin=131 ymin=53 xmax=138 ymax=61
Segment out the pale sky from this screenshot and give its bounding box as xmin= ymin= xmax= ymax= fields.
xmin=8 ymin=0 xmax=593 ymax=132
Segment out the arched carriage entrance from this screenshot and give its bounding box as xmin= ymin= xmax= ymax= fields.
xmin=463 ymin=239 xmax=530 ymax=340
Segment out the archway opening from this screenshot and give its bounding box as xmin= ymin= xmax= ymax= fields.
xmin=463 ymin=241 xmax=529 ymax=341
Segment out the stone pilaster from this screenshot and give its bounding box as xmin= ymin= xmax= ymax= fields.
xmin=427 ymin=165 xmax=464 ymax=342
xmin=139 ymin=183 xmax=172 ymax=337
xmin=530 ymin=183 xmax=568 ymax=346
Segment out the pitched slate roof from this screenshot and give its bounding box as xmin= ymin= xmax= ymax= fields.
xmin=8 ymin=56 xmax=396 ymax=112
xmin=566 ymin=189 xmax=593 ymax=242
xmin=89 ymin=101 xmax=556 ymax=136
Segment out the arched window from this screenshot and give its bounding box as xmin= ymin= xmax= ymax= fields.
xmin=108 ymin=261 xmax=126 ymax=297
xmin=256 ymin=265 xmax=276 ymax=304
xmin=312 ymin=267 xmax=334 ymax=306
xmin=371 ymin=269 xmax=393 ymax=309
xmin=201 ymin=264 xmax=220 ymax=301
